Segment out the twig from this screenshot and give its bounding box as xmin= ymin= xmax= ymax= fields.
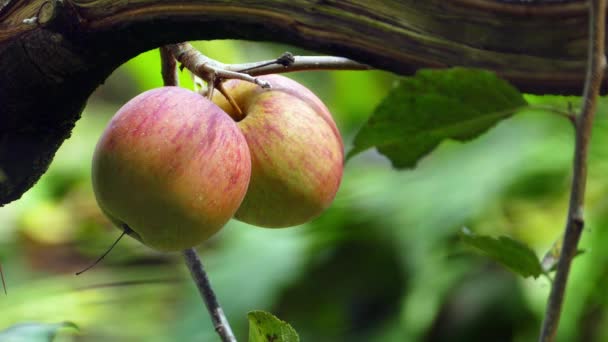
xmin=538 ymin=1 xmax=606 ymax=341
xmin=229 ymin=55 xmax=371 ymax=75
xmin=75 ymin=229 xmax=128 ymax=276
xmin=183 ymin=248 xmax=236 ymax=342
xmin=166 ymin=42 xmax=370 ymax=95
xmin=0 ymin=261 xmax=6 ymax=295
xmin=160 ymin=46 xmax=237 ymax=342
xmin=166 ymin=43 xmax=270 ymax=90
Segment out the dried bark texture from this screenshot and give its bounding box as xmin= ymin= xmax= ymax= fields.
xmin=0 ymin=0 xmax=602 ymax=205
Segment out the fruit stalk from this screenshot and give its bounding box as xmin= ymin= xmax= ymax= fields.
xmin=183 ymin=248 xmax=237 ymax=342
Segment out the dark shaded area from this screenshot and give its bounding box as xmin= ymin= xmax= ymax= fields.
xmin=272 ymin=210 xmax=408 ymax=341
xmin=425 ymin=264 xmax=538 ymax=342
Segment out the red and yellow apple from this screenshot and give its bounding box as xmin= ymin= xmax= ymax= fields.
xmin=213 ymin=75 xmax=344 ymax=228
xmin=92 ymin=75 xmax=343 ymax=251
xmin=91 ymin=87 xmax=251 ymax=251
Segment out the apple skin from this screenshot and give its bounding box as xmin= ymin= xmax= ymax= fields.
xmin=213 ymin=75 xmax=344 ymax=228
xmin=92 ymin=87 xmax=251 ymax=251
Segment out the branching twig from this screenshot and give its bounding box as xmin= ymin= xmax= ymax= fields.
xmin=229 ymin=55 xmax=371 ymax=75
xmin=166 ymin=43 xmax=270 ymax=90
xmin=183 ymin=248 xmax=237 ymax=342
xmin=166 ymin=42 xmax=370 ymax=96
xmin=160 ymin=46 xmax=237 ymax=342
xmin=539 ymin=1 xmax=606 ymax=341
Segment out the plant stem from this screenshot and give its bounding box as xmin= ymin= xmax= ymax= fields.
xmin=166 ymin=42 xmax=369 ymax=90
xmin=538 ymin=1 xmax=606 ymax=341
xmin=183 ymin=248 xmax=237 ymax=342
xmin=229 ymin=55 xmax=371 ymax=75
xmin=0 ymin=261 xmax=6 ymax=295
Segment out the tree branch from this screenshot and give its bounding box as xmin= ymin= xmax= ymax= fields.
xmin=0 ymin=0 xmax=604 ymax=207
xmin=539 ymin=0 xmax=607 ymax=341
xmin=159 ymin=46 xmax=179 ymax=87
xmin=183 ymin=248 xmax=236 ymax=342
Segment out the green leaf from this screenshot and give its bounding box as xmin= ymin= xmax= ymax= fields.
xmin=248 ymin=310 xmax=299 ymax=342
xmin=460 ymin=228 xmax=543 ymax=279
xmin=347 ymin=68 xmax=526 ymax=168
xmin=0 ymin=322 xmax=78 ymax=342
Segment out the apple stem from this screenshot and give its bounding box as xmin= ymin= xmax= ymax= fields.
xmin=216 ymin=81 xmax=245 ymax=121
xmin=182 ymin=248 xmax=237 ymax=342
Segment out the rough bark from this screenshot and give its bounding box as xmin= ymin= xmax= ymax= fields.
xmin=0 ymin=0 xmax=603 ymax=205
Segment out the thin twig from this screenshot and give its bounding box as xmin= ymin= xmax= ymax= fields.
xmin=166 ymin=42 xmax=370 ymax=93
xmin=0 ymin=261 xmax=6 ymax=295
xmin=75 ymin=230 xmax=128 ymax=276
xmin=539 ymin=1 xmax=606 ymax=341
xmin=160 ymin=47 xmax=237 ymax=342
xmin=183 ymin=248 xmax=236 ymax=342
xmin=229 ymin=55 xmax=371 ymax=75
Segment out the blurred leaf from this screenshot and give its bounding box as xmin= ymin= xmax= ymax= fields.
xmin=248 ymin=311 xmax=299 ymax=342
xmin=0 ymin=322 xmax=77 ymax=342
xmin=541 ymin=236 xmax=586 ymax=273
xmin=347 ymin=68 xmax=526 ymax=168
xmin=460 ymin=228 xmax=543 ymax=279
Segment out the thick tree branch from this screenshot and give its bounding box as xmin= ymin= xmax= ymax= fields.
xmin=539 ymin=0 xmax=607 ymax=341
xmin=0 ymin=0 xmax=605 ymax=206
xmin=159 ymin=46 xmax=179 ymax=87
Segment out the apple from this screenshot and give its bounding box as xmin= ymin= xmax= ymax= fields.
xmin=213 ymin=75 xmax=344 ymax=228
xmin=92 ymin=87 xmax=251 ymax=251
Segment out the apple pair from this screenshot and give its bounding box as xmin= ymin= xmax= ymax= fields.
xmin=91 ymin=75 xmax=344 ymax=251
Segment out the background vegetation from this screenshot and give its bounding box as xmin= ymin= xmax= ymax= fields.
xmin=1 ymin=40 xmax=607 ymax=341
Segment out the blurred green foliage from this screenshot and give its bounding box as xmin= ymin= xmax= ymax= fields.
xmin=1 ymin=40 xmax=607 ymax=342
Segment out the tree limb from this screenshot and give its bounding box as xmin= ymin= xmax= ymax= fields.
xmin=0 ymin=0 xmax=604 ymax=205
